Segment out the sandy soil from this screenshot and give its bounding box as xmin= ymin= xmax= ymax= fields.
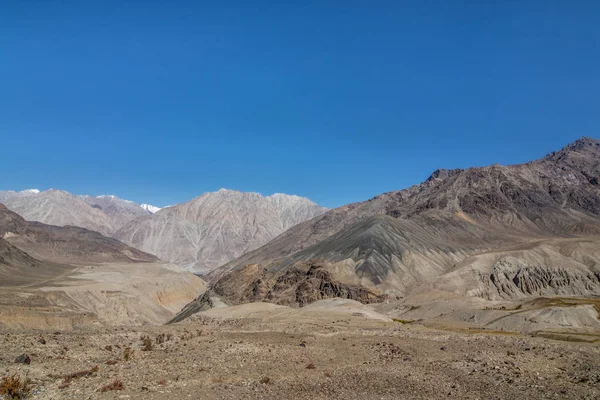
xmin=2 ymin=301 xmax=600 ymax=400
xmin=0 ymin=262 xmax=206 ymax=329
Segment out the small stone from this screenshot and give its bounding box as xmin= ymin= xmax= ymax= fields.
xmin=14 ymin=354 xmax=31 ymax=364
xmin=440 ymin=346 xmax=447 ymax=351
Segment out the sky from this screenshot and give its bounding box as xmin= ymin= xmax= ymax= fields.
xmin=1 ymin=1 xmax=599 ymax=208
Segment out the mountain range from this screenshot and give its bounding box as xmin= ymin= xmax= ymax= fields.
xmin=4 ymin=137 xmax=600 ymax=313
xmin=0 ymin=187 xmax=327 ymax=274
xmin=202 ymin=137 xmax=600 ymax=308
xmin=0 ymin=189 xmax=162 ymax=235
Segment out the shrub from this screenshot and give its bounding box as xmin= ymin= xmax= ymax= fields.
xmin=123 ymin=347 xmax=133 ymax=361
xmin=0 ymin=373 xmax=32 ymax=399
xmin=156 ymin=333 xmax=165 ymax=344
xmin=141 ymin=336 xmax=153 ymax=351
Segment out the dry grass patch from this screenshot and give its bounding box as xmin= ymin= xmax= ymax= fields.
xmin=0 ymin=373 xmax=31 ymax=399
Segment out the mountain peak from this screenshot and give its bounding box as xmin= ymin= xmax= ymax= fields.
xmin=541 ymin=136 xmax=600 ymax=164
xmin=425 ymin=168 xmax=463 ymax=183
xmin=568 ymin=136 xmax=600 ymax=150
xmin=267 ymin=193 xmax=301 ymax=200
xmin=21 ymin=189 xmax=40 ymax=194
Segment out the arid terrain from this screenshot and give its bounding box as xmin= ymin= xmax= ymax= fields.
xmin=2 ymin=138 xmax=600 ymax=399
xmin=2 ymin=301 xmax=600 ymax=399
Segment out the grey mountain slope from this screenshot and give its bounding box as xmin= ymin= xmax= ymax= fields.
xmin=0 ymin=189 xmax=40 ymax=203
xmin=113 ymin=189 xmax=328 ymax=273
xmin=80 ymin=194 xmax=151 ymax=227
xmin=207 ymin=137 xmax=600 ymax=306
xmin=3 ymin=189 xmax=115 ymax=235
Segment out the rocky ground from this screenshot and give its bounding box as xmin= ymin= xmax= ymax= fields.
xmin=2 ymin=306 xmax=600 ymax=399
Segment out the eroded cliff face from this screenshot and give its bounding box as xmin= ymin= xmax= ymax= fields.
xmin=483 ymin=259 xmax=600 ymax=300
xmin=212 ymin=261 xmax=386 ymax=307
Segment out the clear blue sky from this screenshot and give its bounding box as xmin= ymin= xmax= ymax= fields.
xmin=1 ymin=1 xmax=598 ymax=208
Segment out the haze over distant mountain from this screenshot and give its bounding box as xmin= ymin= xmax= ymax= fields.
xmin=80 ymin=194 xmax=153 ymax=227
xmin=113 ymin=189 xmax=328 ymax=274
xmin=0 ymin=187 xmax=326 ymax=273
xmin=0 ymin=189 xmax=158 ymax=235
xmin=0 ymin=188 xmax=40 ymax=203
xmin=206 ymin=137 xmax=600 ymax=307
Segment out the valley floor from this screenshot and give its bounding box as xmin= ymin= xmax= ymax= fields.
xmin=2 ymin=309 xmax=600 ymax=399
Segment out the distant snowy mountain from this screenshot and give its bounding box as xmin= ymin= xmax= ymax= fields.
xmin=1 ymin=187 xmax=327 ymax=273
xmin=0 ymin=189 xmax=154 ymax=234
xmin=0 ymin=189 xmax=41 ymax=202
xmin=3 ymin=189 xmax=116 ymax=235
xmin=141 ymin=203 xmax=162 ymax=214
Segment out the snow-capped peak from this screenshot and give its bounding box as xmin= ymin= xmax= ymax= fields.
xmin=141 ymin=203 xmax=162 ymax=214
xmin=21 ymin=189 xmax=40 ymax=194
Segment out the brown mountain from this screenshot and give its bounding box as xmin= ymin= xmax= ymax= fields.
xmin=205 ymin=137 xmax=600 ymax=307
xmin=0 ymin=203 xmax=158 ymax=267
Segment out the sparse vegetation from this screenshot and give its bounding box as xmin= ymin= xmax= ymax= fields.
xmin=156 ymin=333 xmax=166 ymax=344
xmin=0 ymin=373 xmax=32 ymax=399
xmin=259 ymin=376 xmax=272 ymax=384
xmin=155 ymin=332 xmax=173 ymax=344
xmin=141 ymin=335 xmax=153 ymax=351
xmin=99 ymin=379 xmax=124 ymax=392
xmin=306 ymin=363 xmax=316 ymax=369
xmin=123 ymin=347 xmax=133 ymax=361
